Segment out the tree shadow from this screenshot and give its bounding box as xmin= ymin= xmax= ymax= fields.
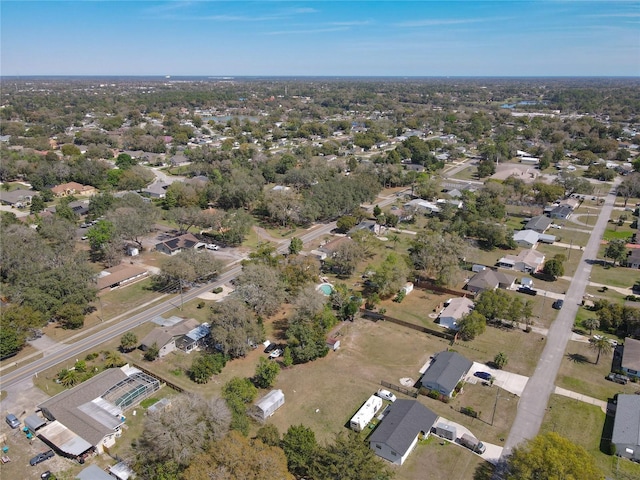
xmin=566 ymin=353 xmax=590 ymax=364
xmin=272 ymin=317 xmax=289 ymax=341
xmin=473 ymin=460 xmax=497 ymax=480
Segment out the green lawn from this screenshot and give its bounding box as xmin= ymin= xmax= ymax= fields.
xmin=589 ymin=264 xmax=640 ymax=289
xmin=541 ymin=395 xmax=640 ymax=480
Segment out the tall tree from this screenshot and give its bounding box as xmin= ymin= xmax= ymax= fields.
xmin=506 ymin=432 xmax=603 ymax=480
xmin=282 ymin=424 xmax=318 ymax=478
xmin=253 ymin=357 xmax=280 ymax=389
xmin=209 ymin=298 xmax=264 ymax=358
xmin=182 ymin=431 xmax=293 ymax=480
xmin=139 ymin=394 xmax=231 ymax=466
xmin=604 ymin=239 xmax=628 ymax=266
xmin=410 ymin=231 xmax=467 ymax=285
xmin=589 ymin=335 xmax=613 ymax=364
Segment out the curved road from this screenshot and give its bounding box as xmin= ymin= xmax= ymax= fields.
xmin=501 ymin=178 xmax=621 ymax=458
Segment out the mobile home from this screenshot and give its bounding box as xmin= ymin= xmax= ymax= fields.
xmin=350 ymin=395 xmax=383 ymax=432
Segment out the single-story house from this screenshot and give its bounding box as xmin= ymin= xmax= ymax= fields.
xmin=498 ymin=249 xmax=545 ymax=274
xmin=438 ymin=297 xmax=474 ymax=330
xmin=525 ymin=215 xmax=552 ymax=234
xmin=51 ymin=182 xmax=97 ymax=197
xmin=465 ymin=269 xmax=516 ymax=295
xmin=174 ymin=322 xmax=211 ymax=354
xmin=404 ymin=199 xmax=440 ymax=215
xmin=627 ymin=249 xmax=640 ymax=269
xmin=142 ymin=181 xmax=169 ymax=198
xmin=155 ymin=233 xmax=204 ymax=255
xmin=418 ymin=351 xmax=473 ymax=397
xmin=96 ymin=264 xmax=149 ymax=291
xmin=0 ymin=189 xmax=34 ymax=206
xmin=611 ymin=394 xmax=640 ymax=460
xmin=349 ymin=220 xmax=385 ymax=236
xmin=369 ymin=399 xmax=438 ymax=465
xmin=140 ymin=317 xmax=201 ymax=358
xmin=549 ymin=205 xmax=572 ymax=220
xmin=38 ymin=365 xmax=160 ymax=457
xmin=513 ymin=229 xmax=540 ymax=248
xmin=621 ymin=337 xmax=640 ymax=379
xmin=317 ymin=236 xmax=353 ymax=259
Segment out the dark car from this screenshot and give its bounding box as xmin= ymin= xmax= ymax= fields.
xmin=606 ymin=373 xmax=629 ymax=385
xmin=474 ymin=371 xmax=493 ymax=381
xmin=264 ymin=343 xmax=278 ymax=354
xmin=517 ymin=286 xmax=538 ymax=296
xmin=30 ymin=450 xmax=54 ymax=466
xmin=552 ymin=299 xmax=564 ymax=310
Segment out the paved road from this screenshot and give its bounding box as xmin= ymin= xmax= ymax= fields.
xmin=501 ymin=178 xmax=621 ymax=458
xmin=0 ymin=222 xmax=337 ymax=391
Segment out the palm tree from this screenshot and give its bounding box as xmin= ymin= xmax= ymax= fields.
xmin=103 ymin=350 xmax=123 ymax=368
xmin=389 ymin=234 xmax=400 ymax=249
xmin=589 ymin=336 xmax=613 ymax=364
xmin=583 ymin=318 xmax=600 ymax=335
xmin=58 ymin=368 xmax=79 ymax=387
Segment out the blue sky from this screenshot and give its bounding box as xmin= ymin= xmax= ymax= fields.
xmin=1 ymin=1 xmax=639 ymax=76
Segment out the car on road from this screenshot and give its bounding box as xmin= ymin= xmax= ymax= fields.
xmin=5 ymin=413 xmax=20 ymax=429
xmin=206 ymin=244 xmax=219 ymax=251
xmin=517 ymin=286 xmax=538 ymax=296
xmin=376 ymin=389 xmax=397 ymax=402
xmin=269 ymin=348 xmax=282 ymax=359
xmin=30 ymin=450 xmax=54 ymax=466
xmin=607 ymin=373 xmax=629 ymax=385
xmin=552 ymin=299 xmax=564 ymax=310
xmin=474 ymin=371 xmax=493 ymax=381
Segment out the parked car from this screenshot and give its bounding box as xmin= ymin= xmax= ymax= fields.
xmin=474 ymin=372 xmax=493 ymax=381
xmin=264 ymin=342 xmax=278 ymax=354
xmin=41 ymin=472 xmax=52 ymax=480
xmin=30 ymin=450 xmax=54 ymax=466
xmin=206 ymin=244 xmax=219 ymax=251
xmin=376 ymin=389 xmax=397 ymax=402
xmin=606 ymin=373 xmax=629 ymax=385
xmin=269 ymin=348 xmax=282 ymax=359
xmin=552 ymin=299 xmax=564 ymax=310
xmin=517 ymin=286 xmax=538 ymax=296
xmin=5 ymin=413 xmax=20 ymax=429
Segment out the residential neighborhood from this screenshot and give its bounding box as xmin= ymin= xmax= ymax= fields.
xmin=1 ymin=74 xmax=640 ymax=480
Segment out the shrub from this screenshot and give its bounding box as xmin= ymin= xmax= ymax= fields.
xmin=394 ymin=291 xmax=406 ymax=303
xmin=212 ymin=286 xmax=223 ymax=294
xmin=197 ymin=301 xmax=205 ymax=309
xmin=461 ymin=406 xmax=478 ymax=418
xmin=427 ymin=390 xmax=440 ymax=399
xmin=85 ymin=352 xmax=99 ymax=361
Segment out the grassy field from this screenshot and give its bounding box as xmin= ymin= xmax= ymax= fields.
xmin=556 ymin=338 xmax=640 ymax=401
xmin=536 ymin=243 xmax=582 ymax=278
xmin=589 ymin=264 xmax=640 ymax=289
xmin=540 ymin=395 xmax=640 ymax=480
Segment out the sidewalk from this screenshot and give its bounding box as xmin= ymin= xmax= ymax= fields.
xmin=554 ymin=386 xmax=608 ymax=413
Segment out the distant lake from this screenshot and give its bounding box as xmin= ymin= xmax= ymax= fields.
xmin=203 ymin=115 xmax=259 ymax=123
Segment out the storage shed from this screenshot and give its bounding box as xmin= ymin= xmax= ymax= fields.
xmin=254 ymin=389 xmax=285 ymax=421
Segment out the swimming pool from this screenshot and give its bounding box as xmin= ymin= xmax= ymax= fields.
xmin=317 ymin=283 xmax=334 ymax=296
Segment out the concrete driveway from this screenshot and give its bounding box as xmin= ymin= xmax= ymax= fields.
xmin=466 ymin=362 xmax=529 ymax=397
xmin=434 ymin=418 xmax=503 ymax=465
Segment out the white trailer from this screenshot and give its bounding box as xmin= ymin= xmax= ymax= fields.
xmin=254 ymin=389 xmax=285 ymax=421
xmin=350 ymin=395 xmax=383 ymax=432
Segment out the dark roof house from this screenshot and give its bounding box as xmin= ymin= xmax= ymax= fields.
xmin=611 ymin=394 xmax=640 ymax=460
xmin=525 ymin=215 xmax=552 ymax=233
xmin=369 ymin=399 xmax=438 ymax=465
xmin=155 ymin=233 xmax=203 ymax=255
xmin=621 ymin=337 xmax=640 ymax=378
xmin=419 ymin=351 xmax=473 ymax=397
xmin=465 ymin=269 xmax=516 ymax=294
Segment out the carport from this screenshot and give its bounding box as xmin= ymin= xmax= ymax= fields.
xmin=24 ymin=414 xmax=46 ymax=433
xmin=37 ymin=420 xmax=93 ymax=459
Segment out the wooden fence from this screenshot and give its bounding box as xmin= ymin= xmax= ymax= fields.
xmin=360 ymin=309 xmax=454 ymax=341
xmin=413 ymin=280 xmax=470 ymax=298
xmin=132 ymin=363 xmax=184 ymax=393
xmin=380 ymin=380 xmax=418 ymax=398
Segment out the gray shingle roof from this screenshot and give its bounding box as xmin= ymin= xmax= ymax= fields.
xmin=39 ymin=368 xmax=128 ymax=446
xmin=419 ymin=351 xmax=473 ymax=394
xmin=612 ymin=394 xmax=640 ymax=447
xmin=525 ymin=215 xmax=552 ymax=232
xmin=369 ymin=400 xmax=438 ymax=455
xmin=622 ymin=337 xmax=640 ymax=372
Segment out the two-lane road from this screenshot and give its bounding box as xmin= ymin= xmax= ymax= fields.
xmin=1 ymin=221 xmax=339 ymax=391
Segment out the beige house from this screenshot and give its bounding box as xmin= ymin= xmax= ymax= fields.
xmin=51 ymin=182 xmax=97 ymax=197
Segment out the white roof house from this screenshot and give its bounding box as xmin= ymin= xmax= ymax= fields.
xmin=513 ymin=229 xmax=540 ymax=248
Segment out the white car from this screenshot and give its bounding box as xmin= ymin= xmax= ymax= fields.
xmin=269 ymin=348 xmax=282 ymax=359
xmin=206 ymin=244 xmax=219 ymax=251
xmin=376 ymin=389 xmax=397 ymax=402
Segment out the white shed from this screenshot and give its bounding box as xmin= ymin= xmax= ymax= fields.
xmin=254 ymin=389 xmax=285 ymax=421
